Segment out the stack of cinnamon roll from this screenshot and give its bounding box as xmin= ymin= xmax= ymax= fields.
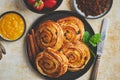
xmin=27 ymin=16 xmax=90 ymax=78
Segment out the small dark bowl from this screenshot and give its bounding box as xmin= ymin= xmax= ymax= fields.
xmin=0 ymin=11 xmax=26 ymax=42
xmin=23 ymin=0 xmax=63 ymax=14
xmin=71 ymin=0 xmax=113 ymax=19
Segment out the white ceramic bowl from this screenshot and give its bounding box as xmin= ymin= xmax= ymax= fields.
xmin=71 ymin=0 xmax=113 ymax=19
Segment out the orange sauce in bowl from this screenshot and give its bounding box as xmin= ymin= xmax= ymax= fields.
xmin=0 ymin=13 xmax=25 ymax=41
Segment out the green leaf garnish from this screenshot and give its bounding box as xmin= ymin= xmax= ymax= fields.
xmin=89 ymin=33 xmax=101 ymax=47
xmin=82 ymin=31 xmax=101 ymax=57
xmin=82 ymin=31 xmax=91 ymax=44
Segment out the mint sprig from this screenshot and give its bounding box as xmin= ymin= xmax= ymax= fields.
xmin=82 ymin=31 xmax=101 ymax=57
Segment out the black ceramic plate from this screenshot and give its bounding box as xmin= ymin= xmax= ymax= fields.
xmin=23 ymin=0 xmax=63 ymax=14
xmin=0 ymin=11 xmax=26 ymax=41
xmin=26 ymin=10 xmax=97 ymax=80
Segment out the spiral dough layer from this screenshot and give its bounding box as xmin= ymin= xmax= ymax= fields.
xmin=35 ymin=20 xmax=64 ymax=51
xmin=61 ymin=41 xmax=90 ymax=72
xmin=57 ymin=16 xmax=84 ymax=42
xmin=35 ymin=48 xmax=68 ymax=78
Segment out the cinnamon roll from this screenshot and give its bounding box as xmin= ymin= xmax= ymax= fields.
xmin=61 ymin=41 xmax=90 ymax=72
xmin=35 ymin=20 xmax=63 ymax=51
xmin=35 ymin=48 xmax=68 ymax=78
xmin=57 ymin=16 xmax=84 ymax=42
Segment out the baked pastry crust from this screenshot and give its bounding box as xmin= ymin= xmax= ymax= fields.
xmin=35 ymin=48 xmax=68 ymax=78
xmin=35 ymin=20 xmax=64 ymax=51
xmin=57 ymin=16 xmax=84 ymax=42
xmin=28 ymin=16 xmax=91 ymax=78
xmin=61 ymin=41 xmax=90 ymax=72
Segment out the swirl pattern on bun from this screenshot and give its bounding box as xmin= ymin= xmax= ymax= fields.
xmin=57 ymin=16 xmax=84 ymax=42
xmin=35 ymin=20 xmax=63 ymax=51
xmin=61 ymin=41 xmax=90 ymax=72
xmin=35 ymin=48 xmax=68 ymax=78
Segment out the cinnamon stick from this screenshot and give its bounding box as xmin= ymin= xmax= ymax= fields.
xmin=28 ymin=34 xmax=36 ymax=59
xmin=31 ymin=29 xmax=39 ymax=53
xmin=27 ymin=34 xmax=33 ymax=62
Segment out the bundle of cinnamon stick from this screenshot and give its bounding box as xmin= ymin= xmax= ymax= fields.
xmin=27 ymin=29 xmax=39 ymax=63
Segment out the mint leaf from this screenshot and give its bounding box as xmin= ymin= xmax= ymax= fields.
xmin=82 ymin=31 xmax=91 ymax=44
xmin=89 ymin=33 xmax=101 ymax=47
